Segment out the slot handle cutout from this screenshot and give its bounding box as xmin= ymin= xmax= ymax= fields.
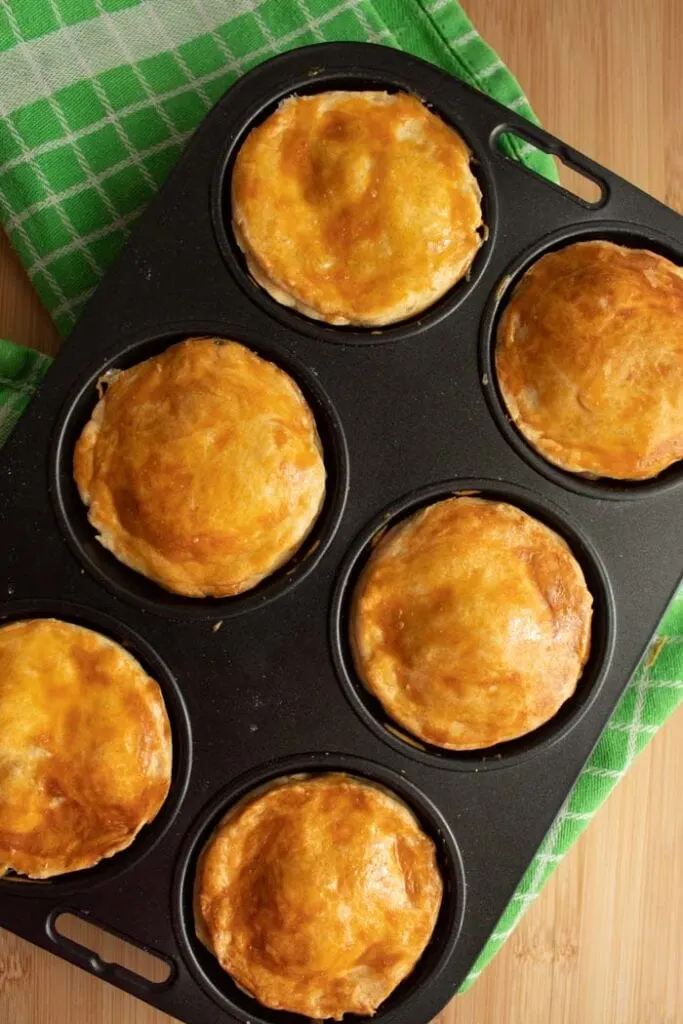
xmin=49 ymin=911 xmax=174 ymax=989
xmin=494 ymin=125 xmax=608 ymax=207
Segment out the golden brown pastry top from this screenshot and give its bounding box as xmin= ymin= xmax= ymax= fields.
xmin=495 ymin=240 xmax=683 ymax=480
xmin=0 ymin=619 xmax=171 ymax=879
xmin=74 ymin=338 xmax=326 ymax=598
xmin=231 ymin=91 xmax=483 ymax=326
xmin=351 ymin=497 xmax=592 ymax=751
xmin=195 ymin=773 xmax=442 ymax=1019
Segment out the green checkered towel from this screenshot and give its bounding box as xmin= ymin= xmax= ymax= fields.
xmin=0 ymin=0 xmax=681 ymax=994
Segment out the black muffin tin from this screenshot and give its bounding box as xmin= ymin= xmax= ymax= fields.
xmin=0 ymin=43 xmax=681 ymax=1024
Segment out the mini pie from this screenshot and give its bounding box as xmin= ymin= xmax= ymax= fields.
xmin=194 ymin=773 xmax=442 ymax=1019
xmin=74 ymin=337 xmax=326 ymax=598
xmin=232 ymin=90 xmax=484 ymax=326
xmin=351 ymin=496 xmax=593 ymax=751
xmin=0 ymin=618 xmax=171 ymax=879
xmin=495 ymin=240 xmax=683 ymax=480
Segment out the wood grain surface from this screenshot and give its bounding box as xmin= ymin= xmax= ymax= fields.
xmin=0 ymin=1 xmax=681 ymax=1022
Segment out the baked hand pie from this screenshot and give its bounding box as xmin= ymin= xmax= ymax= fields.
xmin=351 ymin=496 xmax=593 ymax=750
xmin=0 ymin=618 xmax=171 ymax=879
xmin=231 ymin=91 xmax=483 ymax=326
xmin=495 ymin=240 xmax=683 ymax=480
xmin=194 ymin=773 xmax=442 ymax=1019
xmin=74 ymin=337 xmax=326 ymax=597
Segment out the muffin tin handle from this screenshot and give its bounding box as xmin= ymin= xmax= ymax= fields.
xmin=490 ymin=120 xmax=610 ymax=208
xmin=46 ymin=909 xmax=176 ymax=995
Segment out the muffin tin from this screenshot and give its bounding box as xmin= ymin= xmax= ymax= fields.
xmin=0 ymin=42 xmax=681 ymax=1024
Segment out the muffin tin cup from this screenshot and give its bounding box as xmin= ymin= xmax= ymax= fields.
xmin=480 ymin=221 xmax=683 ymax=501
xmin=0 ymin=600 xmax=192 ymax=898
xmin=49 ymin=323 xmax=350 ymax=620
xmin=0 ymin=41 xmax=681 ymax=1024
xmin=172 ymin=753 xmax=465 ymax=1024
xmin=330 ymin=479 xmax=616 ymax=771
xmin=211 ymin=66 xmax=498 ymax=347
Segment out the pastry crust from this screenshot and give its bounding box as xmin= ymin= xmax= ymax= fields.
xmin=74 ymin=338 xmax=326 ymax=597
xmin=232 ymin=91 xmax=483 ymax=326
xmin=351 ymin=497 xmax=593 ymax=751
xmin=495 ymin=240 xmax=683 ymax=480
xmin=0 ymin=619 xmax=171 ymax=879
xmin=194 ymin=773 xmax=442 ymax=1019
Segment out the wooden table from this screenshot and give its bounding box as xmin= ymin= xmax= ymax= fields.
xmin=1 ymin=1 xmax=681 ymax=1021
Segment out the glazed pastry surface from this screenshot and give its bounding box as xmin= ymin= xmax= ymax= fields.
xmin=232 ymin=91 xmax=483 ymax=326
xmin=195 ymin=773 xmax=442 ymax=1019
xmin=352 ymin=496 xmax=593 ymax=750
xmin=496 ymin=240 xmax=683 ymax=479
xmin=74 ymin=338 xmax=326 ymax=597
xmin=0 ymin=618 xmax=171 ymax=878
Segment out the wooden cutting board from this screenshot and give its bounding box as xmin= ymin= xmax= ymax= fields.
xmin=0 ymin=1 xmax=681 ymax=1021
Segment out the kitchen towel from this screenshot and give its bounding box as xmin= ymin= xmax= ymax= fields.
xmin=0 ymin=0 xmax=680 ymax=993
